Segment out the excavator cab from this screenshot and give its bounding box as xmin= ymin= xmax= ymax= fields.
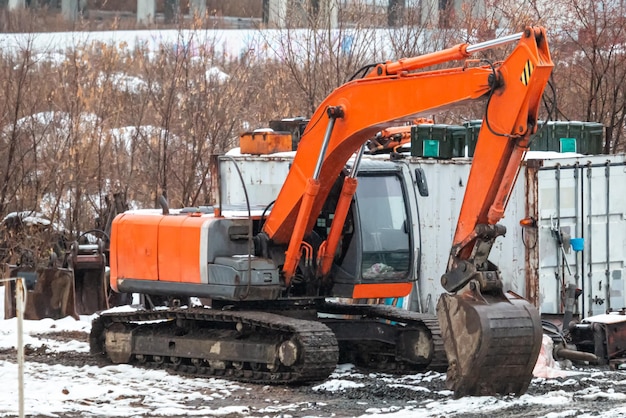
xmin=320 ymin=166 xmax=414 ymax=296
xmin=357 ymin=174 xmax=411 ymax=280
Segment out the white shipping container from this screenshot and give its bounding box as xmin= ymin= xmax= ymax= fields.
xmin=219 ymin=150 xmax=626 ymax=318
xmin=527 ymin=154 xmax=626 ymax=317
xmin=410 ymin=153 xmax=626 ymax=317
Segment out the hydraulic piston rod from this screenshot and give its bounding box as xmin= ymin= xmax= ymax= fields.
xmin=283 ymin=106 xmax=344 ymax=285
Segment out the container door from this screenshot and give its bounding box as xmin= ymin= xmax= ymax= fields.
xmin=535 ymin=158 xmax=626 ymax=317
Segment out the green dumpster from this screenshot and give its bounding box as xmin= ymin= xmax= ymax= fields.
xmin=463 ymin=120 xmax=482 ymax=157
xmin=411 ymin=124 xmax=466 ymax=158
xmin=464 ymin=120 xmax=545 ymax=157
xmin=530 ymin=121 xmax=605 ymax=154
xmin=582 ymin=122 xmax=605 ymax=154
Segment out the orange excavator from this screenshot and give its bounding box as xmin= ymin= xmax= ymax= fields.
xmin=91 ymin=27 xmax=553 ymax=396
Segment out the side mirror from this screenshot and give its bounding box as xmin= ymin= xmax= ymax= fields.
xmin=415 ymin=168 xmax=429 ymax=197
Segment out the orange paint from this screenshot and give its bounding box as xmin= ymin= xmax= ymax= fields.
xmin=352 ymin=282 xmax=413 ymax=299
xmin=110 ymin=214 xmax=160 ymax=290
xmin=157 ymin=215 xmax=207 ymax=284
xmin=240 ymin=131 xmax=293 ymax=154
xmin=110 ymin=213 xmax=210 ymax=291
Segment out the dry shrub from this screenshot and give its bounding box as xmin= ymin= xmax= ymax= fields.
xmin=0 ymin=1 xmax=623 ymax=260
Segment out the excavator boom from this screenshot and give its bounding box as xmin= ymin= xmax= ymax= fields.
xmin=264 ymin=27 xmax=553 ymax=396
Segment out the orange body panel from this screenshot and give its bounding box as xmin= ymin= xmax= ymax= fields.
xmin=352 ymin=282 xmax=413 ymax=299
xmin=157 ymin=215 xmax=206 ymax=284
xmin=110 ymin=214 xmax=159 ymax=292
xmin=240 ymin=131 xmax=293 ymax=154
xmin=110 ymin=213 xmax=209 ymax=291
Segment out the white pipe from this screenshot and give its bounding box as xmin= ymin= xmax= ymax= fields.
xmin=16 ymin=277 xmax=25 ymax=418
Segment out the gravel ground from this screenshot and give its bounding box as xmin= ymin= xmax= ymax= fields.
xmin=2 ymin=329 xmax=626 ymax=417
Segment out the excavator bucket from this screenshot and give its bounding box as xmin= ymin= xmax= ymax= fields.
xmin=437 ymin=288 xmax=542 ymax=397
xmin=2 ymin=242 xmax=110 ymax=320
xmin=68 ymin=243 xmax=109 ymax=315
xmin=3 ymin=265 xmax=79 ymax=320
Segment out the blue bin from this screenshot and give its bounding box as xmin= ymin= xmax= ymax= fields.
xmin=571 ymin=238 xmax=584 ymax=252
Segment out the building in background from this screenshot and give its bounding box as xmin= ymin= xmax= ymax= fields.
xmin=1 ymin=0 xmax=486 ymax=28
xmin=261 ymin=1 xmax=487 ymax=29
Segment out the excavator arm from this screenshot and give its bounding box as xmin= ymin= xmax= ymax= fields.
xmin=263 ymin=28 xmax=552 ymax=273
xmin=437 ymin=27 xmax=553 ymax=397
xmin=263 ymin=27 xmax=553 ymax=396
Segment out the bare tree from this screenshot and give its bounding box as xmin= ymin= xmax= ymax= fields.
xmin=549 ymin=0 xmax=626 ymax=153
xmin=260 ymin=2 xmax=378 ymax=116
xmin=0 ymin=35 xmax=45 ymax=217
xmin=6 ymin=1 xmax=626 ymax=246
xmin=167 ymin=33 xmax=255 ymax=207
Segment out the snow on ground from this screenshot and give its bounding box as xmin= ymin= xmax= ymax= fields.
xmin=2 ymin=294 xmax=626 ymax=417
xmin=0 ymin=315 xmax=91 ymax=353
xmin=1 ymin=359 xmax=249 ymax=417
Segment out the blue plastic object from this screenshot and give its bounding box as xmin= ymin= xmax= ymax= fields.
xmin=571 ymin=237 xmax=585 ymax=252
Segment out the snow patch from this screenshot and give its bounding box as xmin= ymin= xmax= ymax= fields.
xmin=312 ymin=379 xmax=365 ymax=391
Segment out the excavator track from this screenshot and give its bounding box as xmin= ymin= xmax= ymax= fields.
xmin=319 ymin=301 xmax=448 ymax=372
xmin=90 ymin=308 xmax=339 ymax=384
xmin=90 ymin=303 xmax=447 ymax=384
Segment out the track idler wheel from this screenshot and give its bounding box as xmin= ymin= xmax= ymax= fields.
xmin=436 ymin=281 xmax=542 ymax=397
